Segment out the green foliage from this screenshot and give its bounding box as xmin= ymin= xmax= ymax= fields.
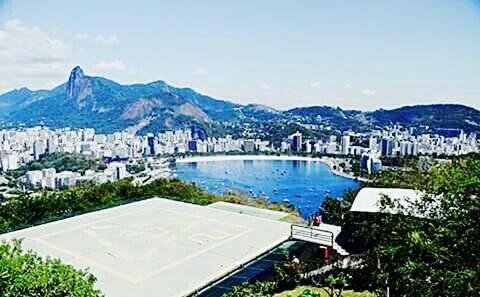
xmin=222 ymin=281 xmax=277 ymax=297
xmin=373 ymin=155 xmax=480 ymax=297
xmin=126 ymin=162 xmax=146 ymax=174
xmin=321 ymin=274 xmax=347 ymax=297
xmin=0 ymin=239 xmax=102 ymax=297
xmin=41 ymin=152 xmax=106 ymax=173
xmin=320 ymin=189 xmax=358 ymax=226
xmin=7 ymin=153 xmax=106 ymax=178
xmin=320 ymin=154 xmax=480 ymax=296
xmin=275 ymin=256 xmax=305 ymax=291
xmin=335 ymin=155 xmax=480 ymax=296
xmin=297 ymin=288 xmax=322 ymax=297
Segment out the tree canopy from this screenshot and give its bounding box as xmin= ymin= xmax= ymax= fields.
xmin=375 ymin=155 xmax=480 ymax=296
xmin=0 ymin=240 xmax=102 ymax=297
xmin=321 ymin=155 xmax=480 ymax=296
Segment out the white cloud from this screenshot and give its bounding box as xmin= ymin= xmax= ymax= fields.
xmin=261 ymin=84 xmax=271 ymax=90
xmin=310 ymin=82 xmax=321 ymax=89
xmin=91 ymin=60 xmax=128 ymax=72
xmin=192 ymin=68 xmax=208 ymax=76
xmin=0 ymin=19 xmax=73 ymax=91
xmin=0 ymin=19 xmax=71 ymax=63
xmin=74 ymin=33 xmax=120 ymax=45
xmin=344 ymin=84 xmax=352 ymax=89
xmin=362 ymin=89 xmax=376 ymax=96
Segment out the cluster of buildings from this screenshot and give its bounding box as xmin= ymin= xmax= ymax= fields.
xmin=282 ymin=127 xmax=478 ymax=173
xmin=0 ymin=127 xmax=274 ymax=188
xmin=0 ymin=127 xmax=268 ymax=172
xmin=0 ymin=125 xmax=478 ymax=187
xmin=0 ymin=128 xmax=138 ymax=171
xmin=282 ymin=128 xmax=477 ymax=157
xmin=23 ymin=162 xmax=127 ymax=189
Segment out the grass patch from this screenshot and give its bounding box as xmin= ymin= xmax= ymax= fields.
xmin=275 ymin=286 xmax=374 ymax=297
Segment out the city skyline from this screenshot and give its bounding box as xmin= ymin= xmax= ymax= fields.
xmin=0 ymin=0 xmax=479 ymax=111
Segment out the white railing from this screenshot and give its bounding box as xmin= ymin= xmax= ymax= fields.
xmin=290 ymin=224 xmax=334 ymax=247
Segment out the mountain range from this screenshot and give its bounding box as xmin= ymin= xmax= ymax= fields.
xmin=0 ymin=66 xmax=479 ymax=137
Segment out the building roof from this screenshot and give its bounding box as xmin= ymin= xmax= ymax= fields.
xmin=0 ymin=198 xmax=291 ymax=297
xmin=350 ymin=187 xmax=425 ymax=215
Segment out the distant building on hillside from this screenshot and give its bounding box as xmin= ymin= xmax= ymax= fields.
xmin=291 ymin=132 xmax=302 ymax=152
xmin=147 ymin=134 xmax=155 ymax=155
xmin=33 ymin=140 xmax=46 ymax=160
xmin=368 ymin=137 xmax=378 ymax=152
xmin=341 ymin=135 xmax=350 ymax=155
xmin=360 ymin=152 xmax=382 ymax=173
xmin=243 ymin=140 xmax=255 ymax=152
xmin=0 ymin=151 xmax=20 ymax=170
xmin=380 ymin=138 xmax=393 ymax=156
xmin=188 ymin=140 xmax=198 ymax=152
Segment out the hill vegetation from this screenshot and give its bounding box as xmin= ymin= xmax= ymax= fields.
xmin=1 ymin=67 xmax=479 ymax=136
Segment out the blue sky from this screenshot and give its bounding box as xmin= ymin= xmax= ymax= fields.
xmin=0 ymin=0 xmax=479 ymax=110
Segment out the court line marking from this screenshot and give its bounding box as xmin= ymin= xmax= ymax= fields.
xmin=135 ymin=228 xmax=252 ymax=283
xmin=35 ymin=237 xmax=143 ymax=283
xmin=31 ymin=201 xmax=254 ymax=283
xmin=35 ymin=227 xmax=253 ymax=284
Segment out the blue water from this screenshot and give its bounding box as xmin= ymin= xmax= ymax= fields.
xmin=172 ymin=159 xmax=360 ymax=218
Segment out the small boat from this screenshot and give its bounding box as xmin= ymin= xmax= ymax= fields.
xmin=283 ymin=197 xmax=290 ymax=203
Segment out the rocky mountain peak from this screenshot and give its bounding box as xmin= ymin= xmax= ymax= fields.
xmin=66 ymin=66 xmax=92 ymax=102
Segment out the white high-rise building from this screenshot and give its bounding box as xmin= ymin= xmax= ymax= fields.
xmin=369 ymin=137 xmax=377 ymax=152
xmin=33 ymin=140 xmax=46 ymax=160
xmin=341 ymin=135 xmax=350 ymax=155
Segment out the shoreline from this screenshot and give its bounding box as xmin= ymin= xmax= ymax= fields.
xmin=174 ymin=154 xmax=368 ymax=182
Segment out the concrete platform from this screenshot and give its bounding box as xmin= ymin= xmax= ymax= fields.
xmin=0 ymin=198 xmax=291 ymax=297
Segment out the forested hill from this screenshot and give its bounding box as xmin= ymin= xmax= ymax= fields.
xmin=0 ymin=66 xmax=478 ymax=135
